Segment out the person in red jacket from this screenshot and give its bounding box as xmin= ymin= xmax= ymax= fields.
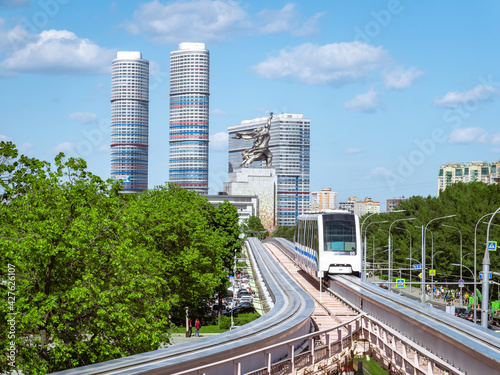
xmin=194 ymin=319 xmax=201 ymax=337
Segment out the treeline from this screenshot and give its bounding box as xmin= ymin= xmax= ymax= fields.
xmin=0 ymin=142 xmax=241 ymax=374
xmin=271 ymin=225 xmax=296 ymax=241
xmin=361 ymin=182 xmax=500 ymax=292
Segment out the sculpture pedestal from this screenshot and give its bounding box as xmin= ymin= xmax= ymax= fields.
xmin=223 ymin=168 xmax=277 ymax=232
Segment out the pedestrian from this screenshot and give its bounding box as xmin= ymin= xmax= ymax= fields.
xmin=195 ymin=318 xmax=201 ymax=337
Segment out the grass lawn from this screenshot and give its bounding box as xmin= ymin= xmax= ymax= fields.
xmin=355 ymin=355 xmax=388 ymax=374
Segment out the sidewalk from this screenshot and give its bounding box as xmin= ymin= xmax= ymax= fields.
xmin=165 ymin=332 xmax=221 ymax=347
xmin=369 ymin=274 xmax=463 ymax=310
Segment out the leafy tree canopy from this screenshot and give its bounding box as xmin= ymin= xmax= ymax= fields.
xmin=0 ymin=143 xmax=242 ymax=374
xmin=361 ymin=182 xmax=500 ymax=292
xmin=240 ymin=216 xmax=268 ymax=240
xmin=272 ymin=225 xmax=296 ymax=241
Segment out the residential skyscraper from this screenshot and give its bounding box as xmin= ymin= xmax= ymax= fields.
xmin=228 ymin=113 xmax=310 ymax=226
xmin=169 ymin=42 xmax=210 ymax=194
xmin=110 ymin=51 xmax=149 ymax=193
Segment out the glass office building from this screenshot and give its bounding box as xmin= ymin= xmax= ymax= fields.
xmin=228 ymin=113 xmax=310 ymax=226
xmin=169 ymin=43 xmax=210 ymax=194
xmin=110 ymin=51 xmax=149 ymax=193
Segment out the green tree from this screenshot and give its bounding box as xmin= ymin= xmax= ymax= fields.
xmin=209 ymin=201 xmax=243 ymax=320
xmin=272 ymin=225 xmax=296 ymax=241
xmin=0 ymin=149 xmax=172 ymax=374
xmin=125 ymin=185 xmax=228 ymax=315
xmin=241 ymin=216 xmax=268 ymax=240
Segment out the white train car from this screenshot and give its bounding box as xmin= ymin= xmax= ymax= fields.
xmin=294 ymin=210 xmax=362 ymax=279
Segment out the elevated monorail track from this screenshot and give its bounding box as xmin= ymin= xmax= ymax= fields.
xmin=264 ymin=239 xmax=358 ymax=330
xmin=267 ymin=237 xmax=500 ymax=374
xmin=51 ymin=238 xmax=315 ymax=375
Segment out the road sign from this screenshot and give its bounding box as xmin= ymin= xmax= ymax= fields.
xmin=458 ymin=279 xmax=464 ymax=288
xmin=412 ymin=264 xmax=422 ymax=269
xmin=418 ymin=273 xmax=423 ymax=278
xmin=429 ymin=269 xmax=436 ymax=276
xmin=396 ymin=279 xmax=405 ymax=288
xmin=479 ymin=272 xmax=492 ymax=280
xmin=488 ymin=241 xmax=497 ymax=251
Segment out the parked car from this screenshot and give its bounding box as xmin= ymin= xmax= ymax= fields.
xmin=223 ymin=304 xmax=256 ymax=316
xmin=211 ymin=304 xmax=228 ymax=316
xmin=237 ymin=302 xmax=254 ymax=309
xmin=454 ymin=307 xmax=466 ymax=317
xmin=464 ymin=309 xmax=482 ymax=322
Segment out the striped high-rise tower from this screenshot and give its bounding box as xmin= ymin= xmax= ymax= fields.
xmin=169 ymin=42 xmax=209 ymax=194
xmin=110 ymin=51 xmax=149 ymax=193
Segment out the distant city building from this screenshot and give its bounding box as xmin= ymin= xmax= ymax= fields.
xmin=311 ymin=188 xmax=337 ymax=211
xmin=110 ymin=51 xmax=149 ymax=193
xmin=339 ymin=197 xmax=380 ymax=216
xmin=206 ymin=194 xmax=259 ymax=226
xmin=387 ymin=197 xmax=406 ymax=212
xmin=438 ymin=161 xmax=500 ymax=193
xmin=354 ymin=197 xmax=380 ymax=216
xmin=169 ymin=42 xmax=210 ymax=194
xmin=228 ymin=113 xmax=310 ymax=226
xmin=338 ymin=197 xmax=357 ymax=215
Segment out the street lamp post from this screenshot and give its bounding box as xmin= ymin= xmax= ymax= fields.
xmin=364 ymin=220 xmax=388 ymax=280
xmin=431 ymin=250 xmax=444 ymax=300
xmin=388 ymin=217 xmax=416 ymax=290
xmin=406 ymin=257 xmax=421 ymax=294
xmin=421 ymin=214 xmax=456 ymax=304
xmin=395 ymin=227 xmax=412 ymax=292
xmin=442 ymin=224 xmax=463 ymax=306
xmin=482 ymin=207 xmax=500 ymax=328
xmin=452 ymin=263 xmax=476 ymax=315
xmin=360 ymin=210 xmax=404 ymax=280
xmin=474 ymin=212 xmax=495 ymax=324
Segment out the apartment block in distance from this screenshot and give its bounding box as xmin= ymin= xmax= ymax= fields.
xmin=169 ymin=43 xmax=210 ymax=194
xmin=338 ymin=197 xmax=356 ymax=214
xmin=110 ymin=51 xmax=149 ymax=193
xmin=311 ymin=188 xmax=337 ymax=211
xmin=228 ymin=113 xmax=310 ymax=226
xmin=387 ymin=197 xmax=406 ymax=212
xmin=438 ymin=160 xmax=500 ymax=193
xmin=339 ymin=197 xmax=380 ymax=216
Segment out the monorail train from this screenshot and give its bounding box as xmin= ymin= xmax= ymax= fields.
xmin=294 ymin=210 xmax=362 ymax=279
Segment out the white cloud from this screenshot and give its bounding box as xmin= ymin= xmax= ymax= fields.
xmin=210 ymin=132 xmax=228 ymax=151
xmin=0 ymin=28 xmax=117 ymax=77
xmin=97 ymin=144 xmax=110 ymax=153
xmin=65 ymin=112 xmax=97 ymax=124
xmin=256 ymin=3 xmax=324 ymax=37
xmin=0 ymin=134 xmax=13 ymax=142
xmin=447 ymin=127 xmax=495 ymax=144
xmin=252 ymin=42 xmax=388 ymax=86
xmin=363 ymin=166 xmax=394 ymax=180
xmin=434 ymin=84 xmax=499 ymax=108
xmin=0 ymin=19 xmax=33 ymax=53
xmin=382 ymin=66 xmax=423 ymax=90
xmin=53 ymin=142 xmax=76 ymax=154
xmin=211 ymin=108 xmax=227 ymax=116
xmin=344 ymin=88 xmax=383 ymax=113
xmin=345 ymin=148 xmax=362 ymax=154
xmin=123 ymin=0 xmax=248 ymax=44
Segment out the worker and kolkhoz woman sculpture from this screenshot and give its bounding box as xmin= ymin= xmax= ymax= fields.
xmin=232 ymin=112 xmax=273 ymax=168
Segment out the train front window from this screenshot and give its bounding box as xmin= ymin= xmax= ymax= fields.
xmin=323 ymin=220 xmax=356 ymax=252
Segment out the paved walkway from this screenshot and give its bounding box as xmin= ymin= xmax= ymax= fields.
xmin=368 ymin=275 xmax=464 ymax=311
xmin=167 ymin=332 xmax=221 ymax=347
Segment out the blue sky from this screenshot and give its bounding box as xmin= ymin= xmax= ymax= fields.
xmin=1 ymin=0 xmax=500 ymax=208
